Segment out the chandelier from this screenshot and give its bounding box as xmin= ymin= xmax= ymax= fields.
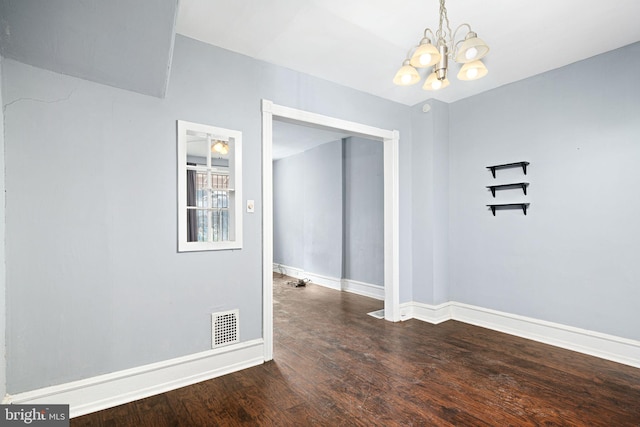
xmin=211 ymin=139 xmax=229 ymax=155
xmin=393 ymin=0 xmax=489 ymax=91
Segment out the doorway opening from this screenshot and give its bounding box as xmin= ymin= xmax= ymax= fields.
xmin=261 ymin=100 xmax=400 ymax=360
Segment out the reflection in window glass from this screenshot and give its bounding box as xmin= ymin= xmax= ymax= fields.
xmin=178 ymin=120 xmax=242 ymax=252
xmin=187 ymin=171 xmax=231 ymax=242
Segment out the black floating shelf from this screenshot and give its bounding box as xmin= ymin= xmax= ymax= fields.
xmin=487 ymin=203 xmax=530 ymax=216
xmin=487 ymin=161 xmax=529 ymax=178
xmin=486 ymin=182 xmax=529 ymax=197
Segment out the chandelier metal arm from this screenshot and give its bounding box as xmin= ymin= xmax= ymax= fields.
xmin=451 ymin=23 xmax=474 ymax=58
xmin=404 ymin=47 xmax=415 ymax=60
xmin=452 ymin=23 xmax=473 ymax=40
xmin=422 ymin=28 xmax=437 ymax=42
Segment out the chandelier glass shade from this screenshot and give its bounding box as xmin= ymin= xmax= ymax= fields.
xmin=455 ymin=32 xmax=490 ymax=63
xmin=393 ymin=59 xmax=421 ymax=85
xmin=457 ymin=60 xmax=488 ymax=81
xmin=394 ymin=0 xmax=489 ymax=91
xmin=410 ymin=38 xmax=440 ymax=68
xmin=212 ymin=140 xmax=229 ymax=155
xmin=423 ymin=72 xmax=450 ymax=91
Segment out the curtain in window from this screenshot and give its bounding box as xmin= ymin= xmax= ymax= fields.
xmin=187 ymin=170 xmax=198 ymax=242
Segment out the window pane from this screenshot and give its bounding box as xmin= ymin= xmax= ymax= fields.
xmin=196 ymin=172 xmax=208 ymax=208
xmin=212 ymin=209 xmax=229 ymax=242
xmin=197 ymin=209 xmax=208 ymax=242
xmin=188 ymin=181 xmax=230 ymax=242
xmin=212 ymin=190 xmax=228 ymax=208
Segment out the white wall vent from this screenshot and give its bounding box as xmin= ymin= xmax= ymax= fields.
xmin=211 ymin=309 xmax=239 ymax=348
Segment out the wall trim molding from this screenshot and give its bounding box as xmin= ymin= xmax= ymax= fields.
xmin=273 ymin=263 xmax=303 ymax=279
xmin=273 ymin=264 xmax=340 ymax=290
xmin=3 ymin=339 xmax=264 ymax=419
xmin=400 ymin=301 xmax=451 ymax=324
xmin=402 ymin=301 xmax=640 ymax=369
xmin=341 ymin=279 xmax=384 ymax=300
xmin=273 ymin=264 xmax=383 ymax=300
xmin=304 ymin=271 xmax=342 ymax=291
xmin=450 ymin=302 xmax=640 ymax=369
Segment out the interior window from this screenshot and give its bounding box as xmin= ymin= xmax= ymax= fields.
xmin=177 ymin=120 xmax=242 ymax=251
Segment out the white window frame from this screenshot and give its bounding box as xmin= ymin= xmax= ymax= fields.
xmin=177 ymin=120 xmax=243 ymax=252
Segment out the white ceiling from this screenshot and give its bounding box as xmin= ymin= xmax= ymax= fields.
xmin=177 ymin=0 xmax=640 ymax=106
xmin=2 ymin=1 xmax=637 ymax=159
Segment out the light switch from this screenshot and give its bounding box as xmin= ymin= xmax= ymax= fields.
xmin=246 ymin=200 xmax=255 ymax=213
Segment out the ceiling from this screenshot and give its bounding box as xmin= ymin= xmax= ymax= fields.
xmin=1 ymin=1 xmax=637 ymax=159
xmin=177 ymin=0 xmax=640 ymax=106
xmin=2 ymin=1 xmax=637 ymax=106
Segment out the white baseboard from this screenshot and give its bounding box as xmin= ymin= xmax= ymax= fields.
xmin=341 ymin=279 xmax=384 ymax=300
xmin=450 ymin=302 xmax=640 ymax=369
xmin=3 ymin=339 xmax=264 ymax=418
xmin=305 ymin=271 xmax=342 ymax=291
xmin=273 ymin=263 xmax=303 ymax=279
xmin=401 ymin=301 xmax=451 ymax=324
xmin=273 ymin=264 xmax=383 ymax=299
xmin=402 ymin=301 xmax=640 ymax=369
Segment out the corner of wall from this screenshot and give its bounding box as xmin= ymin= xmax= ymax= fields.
xmin=0 ymin=53 xmax=7 ymax=400
xmin=431 ymin=100 xmax=450 ymax=304
xmin=161 ymin=0 xmax=180 ymax=98
xmin=409 ymin=98 xmax=451 ymax=305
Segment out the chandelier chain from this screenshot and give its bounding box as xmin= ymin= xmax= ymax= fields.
xmin=437 ymin=0 xmax=453 ymax=50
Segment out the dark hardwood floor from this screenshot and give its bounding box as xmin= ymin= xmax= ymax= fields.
xmin=73 ymin=274 xmax=640 ymax=426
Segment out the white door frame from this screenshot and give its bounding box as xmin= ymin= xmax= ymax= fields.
xmin=261 ymin=99 xmax=400 ymax=361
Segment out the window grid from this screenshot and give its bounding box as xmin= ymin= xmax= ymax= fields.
xmin=188 ymin=170 xmax=232 ymax=243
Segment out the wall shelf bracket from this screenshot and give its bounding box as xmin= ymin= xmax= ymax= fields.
xmin=487 ymin=203 xmax=530 ymax=216
xmin=487 ymin=182 xmax=529 ymax=197
xmin=487 ymin=161 xmax=530 ymax=178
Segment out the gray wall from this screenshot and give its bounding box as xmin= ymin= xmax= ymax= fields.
xmin=273 ymin=155 xmax=305 ymax=269
xmin=343 ymin=137 xmax=384 ymax=285
xmin=0 ymin=0 xmax=178 ymax=98
xmin=411 ymin=100 xmax=450 ymax=305
xmin=0 ymin=55 xmax=6 ymax=398
xmin=2 ymin=35 xmax=413 ymax=393
xmin=273 ymin=138 xmax=384 ymax=286
xmin=8 ymin=27 xmax=635 ymax=398
xmin=273 ymin=140 xmax=343 ymax=279
xmin=448 ymin=42 xmax=640 ymax=341
xmin=303 ymin=141 xmax=343 ymax=278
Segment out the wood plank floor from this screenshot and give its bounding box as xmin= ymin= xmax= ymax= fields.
xmin=73 ymin=274 xmax=640 ymax=426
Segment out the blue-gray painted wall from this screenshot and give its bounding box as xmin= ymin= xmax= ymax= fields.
xmin=0 ymin=0 xmax=178 ymax=98
xmin=0 ymin=55 xmax=6 ymax=398
xmin=273 ymin=155 xmax=305 ymax=270
xmin=411 ymin=99 xmax=450 ymax=304
xmin=302 ymin=140 xmax=343 ymax=278
xmin=273 ymin=140 xmax=344 ymax=278
xmin=2 ymin=35 xmax=413 ymax=394
xmin=343 ymin=137 xmax=384 ymax=286
xmin=3 ymin=27 xmax=639 ymax=397
xmin=273 ymin=137 xmax=384 ymax=286
xmin=447 ymin=42 xmax=640 ymax=340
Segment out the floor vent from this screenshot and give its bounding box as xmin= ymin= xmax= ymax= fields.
xmin=367 ymin=309 xmax=385 ymax=319
xmin=211 ymin=309 xmax=239 ymax=348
